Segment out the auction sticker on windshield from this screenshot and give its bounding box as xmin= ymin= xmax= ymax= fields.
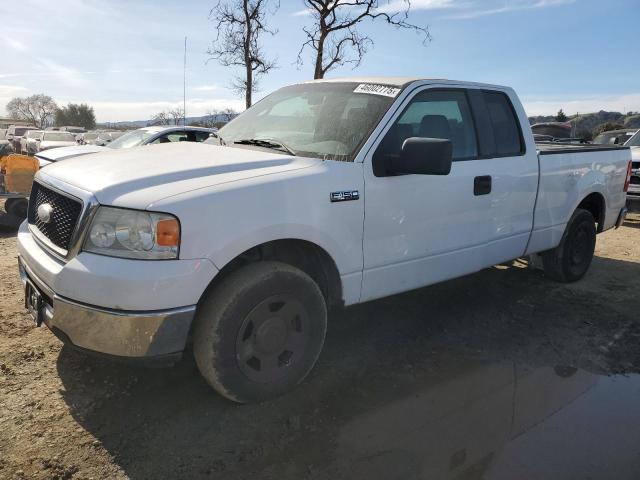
xmin=353 ymin=84 xmax=401 ymax=98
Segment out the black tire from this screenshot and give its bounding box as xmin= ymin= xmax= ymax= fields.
xmin=193 ymin=261 xmax=327 ymax=403
xmin=541 ymin=208 xmax=596 ymax=283
xmin=4 ymin=198 xmax=28 ymax=218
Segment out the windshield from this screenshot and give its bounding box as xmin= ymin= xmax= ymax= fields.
xmin=107 ymin=129 xmax=155 ymax=149
xmin=593 ymin=131 xmax=635 ymax=145
xmin=218 ymin=82 xmax=400 ymax=160
xmin=43 ymin=132 xmax=75 ymax=141
xmin=625 ymin=131 xmax=640 ymax=146
xmin=14 ymin=127 xmax=34 ymax=136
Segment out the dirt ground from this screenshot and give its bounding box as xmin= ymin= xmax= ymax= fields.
xmin=1 ymin=201 xmax=640 ymax=480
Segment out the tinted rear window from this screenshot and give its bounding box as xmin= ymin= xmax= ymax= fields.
xmin=484 ymin=92 xmax=523 ymax=156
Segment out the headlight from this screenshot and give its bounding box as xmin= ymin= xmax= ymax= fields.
xmin=83 ymin=206 xmax=180 ymax=259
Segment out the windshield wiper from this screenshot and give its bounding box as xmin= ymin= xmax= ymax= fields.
xmin=233 ymin=138 xmax=296 ymax=156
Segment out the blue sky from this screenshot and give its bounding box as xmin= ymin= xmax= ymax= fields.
xmin=1 ymin=0 xmax=638 ymax=122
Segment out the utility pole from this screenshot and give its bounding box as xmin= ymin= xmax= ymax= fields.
xmin=183 ymin=36 xmax=187 ymax=126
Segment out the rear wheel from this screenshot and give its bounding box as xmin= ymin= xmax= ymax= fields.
xmin=542 ymin=208 xmax=596 ymax=283
xmin=4 ymin=198 xmax=28 ymax=218
xmin=193 ymin=261 xmax=327 ymax=403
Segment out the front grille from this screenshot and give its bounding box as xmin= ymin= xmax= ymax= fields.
xmin=633 ymin=161 xmax=640 ymax=170
xmin=631 ymin=176 xmax=640 ymax=185
xmin=28 ymin=181 xmax=83 ymax=252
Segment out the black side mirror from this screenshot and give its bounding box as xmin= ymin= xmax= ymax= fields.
xmin=389 ymin=137 xmax=453 ymax=175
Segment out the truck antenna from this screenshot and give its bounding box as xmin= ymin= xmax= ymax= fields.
xmin=183 ymin=36 xmax=187 ymax=126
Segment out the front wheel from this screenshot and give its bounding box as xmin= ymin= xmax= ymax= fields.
xmin=193 ymin=261 xmax=327 ymax=403
xmin=541 ymin=208 xmax=596 ymax=283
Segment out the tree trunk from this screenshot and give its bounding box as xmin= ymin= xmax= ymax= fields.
xmin=246 ymin=64 xmax=252 ymax=109
xmin=314 ymin=38 xmax=324 ymax=79
xmin=314 ymin=26 xmax=326 ymax=79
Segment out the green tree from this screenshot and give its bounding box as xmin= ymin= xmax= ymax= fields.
xmin=55 ymin=103 xmax=96 ymax=130
xmin=595 ymin=122 xmax=625 ymax=135
xmin=555 ymin=109 xmax=567 ymax=122
xmin=576 ymin=130 xmax=593 ymax=141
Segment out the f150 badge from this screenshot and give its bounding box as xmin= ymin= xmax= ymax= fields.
xmin=330 ymin=190 xmax=360 ymax=202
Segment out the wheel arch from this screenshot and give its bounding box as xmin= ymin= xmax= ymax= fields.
xmin=201 ymin=238 xmax=344 ymax=310
xmin=576 ymin=191 xmax=606 ymax=232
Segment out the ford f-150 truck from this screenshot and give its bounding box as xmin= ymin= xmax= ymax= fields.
xmin=17 ymin=77 xmax=633 ymax=403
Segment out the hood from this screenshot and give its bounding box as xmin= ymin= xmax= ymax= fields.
xmin=37 ymin=142 xmax=319 ymax=208
xmin=36 ymin=144 xmax=107 ymax=161
xmin=40 ymin=140 xmax=81 ymax=150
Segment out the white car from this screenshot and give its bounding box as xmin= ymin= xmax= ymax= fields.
xmin=94 ymin=131 xmax=126 ymax=146
xmin=20 ymin=130 xmax=44 ymax=155
xmin=34 ymin=131 xmax=77 ymax=153
xmin=17 ymin=77 xmax=632 ymax=402
xmin=77 ymin=132 xmax=101 ymax=145
xmin=624 ymin=130 xmax=640 ymax=197
xmin=35 ymin=126 xmax=216 ymax=166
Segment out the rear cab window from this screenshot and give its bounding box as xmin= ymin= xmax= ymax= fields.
xmin=481 ymin=91 xmax=525 ymax=157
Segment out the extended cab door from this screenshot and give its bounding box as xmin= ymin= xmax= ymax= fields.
xmin=360 ymin=85 xmax=538 ymax=302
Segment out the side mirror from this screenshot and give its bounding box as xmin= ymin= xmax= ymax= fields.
xmin=389 ymin=137 xmax=453 ymax=176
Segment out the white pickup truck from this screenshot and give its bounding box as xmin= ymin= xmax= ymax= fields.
xmin=17 ymin=77 xmax=632 ymax=402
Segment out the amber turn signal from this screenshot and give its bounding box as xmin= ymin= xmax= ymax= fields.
xmin=156 ymin=218 xmax=180 ymax=247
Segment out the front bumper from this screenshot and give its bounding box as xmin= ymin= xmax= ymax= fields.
xmin=18 ymin=257 xmax=196 ymax=359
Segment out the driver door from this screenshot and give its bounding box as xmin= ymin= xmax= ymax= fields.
xmin=361 ymin=87 xmax=491 ymax=301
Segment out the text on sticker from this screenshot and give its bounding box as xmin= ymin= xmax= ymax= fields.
xmin=353 ymin=84 xmax=401 ymax=98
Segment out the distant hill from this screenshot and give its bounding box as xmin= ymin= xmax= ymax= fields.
xmin=97 ymin=113 xmax=237 ymax=130
xmin=528 ymin=111 xmax=640 ymax=137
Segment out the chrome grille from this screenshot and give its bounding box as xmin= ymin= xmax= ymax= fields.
xmin=27 ymin=181 xmax=83 ymax=252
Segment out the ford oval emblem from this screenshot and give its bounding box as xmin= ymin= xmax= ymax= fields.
xmin=37 ymin=203 xmax=53 ymax=224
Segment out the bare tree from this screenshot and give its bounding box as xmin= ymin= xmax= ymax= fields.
xmin=202 ymin=110 xmax=219 ymax=128
xmin=6 ymin=94 xmax=58 ymax=129
xmin=202 ymin=107 xmax=238 ymax=128
xmin=207 ymin=0 xmax=279 ymax=109
xmin=168 ymin=108 xmax=185 ymax=125
xmin=149 ymin=111 xmax=171 ymax=126
xmin=298 ymin=0 xmax=430 ymax=79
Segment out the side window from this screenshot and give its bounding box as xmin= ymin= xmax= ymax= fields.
xmin=483 ymin=91 xmax=523 ymax=156
xmin=376 ymin=89 xmax=478 ymax=164
xmin=194 ymin=131 xmax=211 ymax=142
xmin=151 ymin=132 xmax=186 ymax=144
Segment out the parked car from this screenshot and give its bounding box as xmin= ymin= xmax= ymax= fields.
xmin=626 ymin=130 xmax=640 ymax=197
xmin=77 ymin=132 xmax=101 ymax=145
xmin=0 ymin=135 xmax=13 ymax=157
xmin=592 ymin=129 xmax=637 ymax=146
xmin=35 ymin=126 xmax=216 ymax=164
xmin=34 ymin=131 xmax=77 ymax=153
xmin=0 ymin=129 xmax=12 ymax=155
xmin=60 ymin=126 xmax=86 ymax=134
xmin=94 ymin=131 xmax=125 ymax=146
xmin=531 ymin=122 xmax=572 ymax=139
xmin=20 ymin=130 xmax=43 ymax=155
xmin=6 ymin=125 xmax=37 ymax=152
xmin=18 ymin=77 xmax=632 ymax=403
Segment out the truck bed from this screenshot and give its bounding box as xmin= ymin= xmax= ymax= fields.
xmin=525 ymin=142 xmax=631 ymax=255
xmin=536 ymin=143 xmax=629 ymax=155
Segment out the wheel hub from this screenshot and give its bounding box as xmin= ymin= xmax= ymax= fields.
xmin=236 ymin=294 xmax=309 ymax=383
xmin=255 ymin=317 xmax=287 ymax=354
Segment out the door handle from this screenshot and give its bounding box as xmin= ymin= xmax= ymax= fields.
xmin=474 ymin=175 xmax=492 ymax=196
